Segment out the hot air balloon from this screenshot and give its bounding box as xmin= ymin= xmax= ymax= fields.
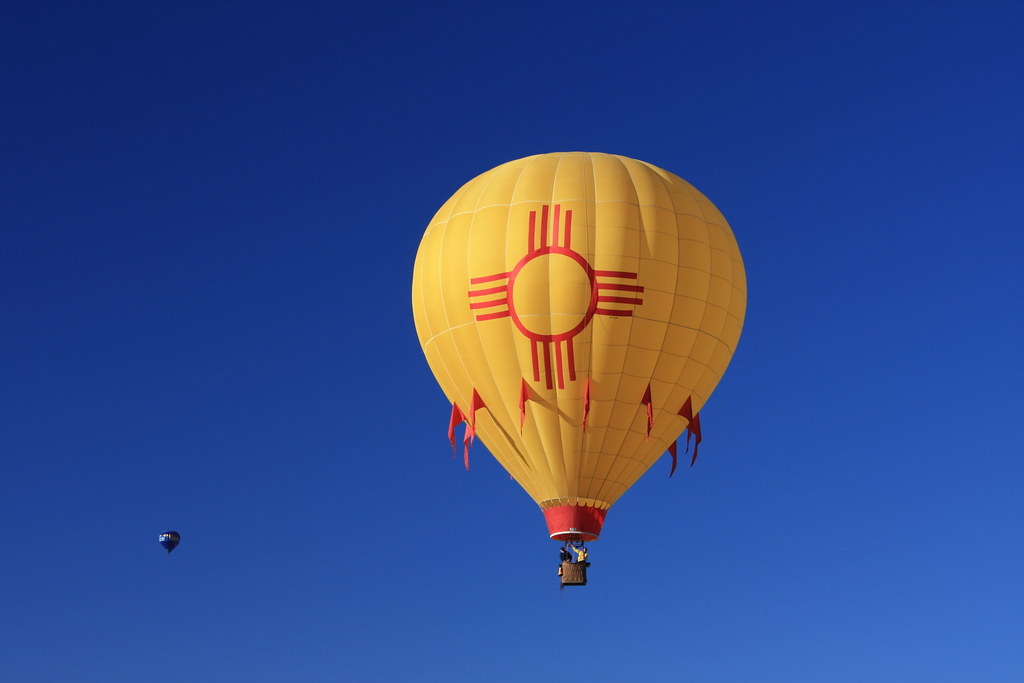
xmin=159 ymin=531 xmax=180 ymax=554
xmin=411 ymin=153 xmax=745 ymax=582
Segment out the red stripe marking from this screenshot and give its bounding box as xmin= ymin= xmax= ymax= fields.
xmin=476 ymin=311 xmax=511 ymax=321
xmin=597 ymin=282 xmax=644 ymax=292
xmin=552 ymin=204 xmax=560 ymax=246
xmin=470 ymin=298 xmax=509 ymax=310
xmin=531 ymin=341 xmax=540 ymax=382
xmin=566 ymin=339 xmax=576 ymax=382
xmin=597 ymin=295 xmax=644 ymax=305
xmin=594 ymin=270 xmax=638 ymax=279
xmin=542 ymin=342 xmax=553 ymax=390
xmin=596 ymin=308 xmax=634 ymax=316
xmin=540 ymin=205 xmax=549 ymax=248
xmin=470 ymin=272 xmax=511 ymax=284
xmin=555 ymin=340 xmax=565 ymax=389
xmin=563 ymin=209 xmax=572 ymax=247
xmin=529 ymin=211 xmax=536 ymax=253
xmin=468 ymin=285 xmax=507 ymax=297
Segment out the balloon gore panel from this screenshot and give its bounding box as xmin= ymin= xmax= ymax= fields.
xmin=412 ymin=152 xmax=746 ymax=540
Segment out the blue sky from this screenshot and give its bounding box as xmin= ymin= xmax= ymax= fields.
xmin=2 ymin=2 xmax=1021 ymax=681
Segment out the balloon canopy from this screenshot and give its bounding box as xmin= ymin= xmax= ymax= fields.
xmin=412 ymin=152 xmax=746 ymax=541
xmin=159 ymin=531 xmax=180 ymax=554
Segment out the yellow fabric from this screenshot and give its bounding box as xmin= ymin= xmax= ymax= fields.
xmin=412 ymin=152 xmax=746 ymax=512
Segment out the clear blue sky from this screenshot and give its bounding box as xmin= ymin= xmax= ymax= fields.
xmin=2 ymin=2 xmax=1021 ymax=681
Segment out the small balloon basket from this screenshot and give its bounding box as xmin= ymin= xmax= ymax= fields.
xmin=559 ymin=561 xmax=589 ymax=587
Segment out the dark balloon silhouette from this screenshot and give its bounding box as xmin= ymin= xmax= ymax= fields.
xmin=158 ymin=531 xmax=180 ymax=554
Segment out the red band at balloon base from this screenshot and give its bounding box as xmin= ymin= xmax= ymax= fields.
xmin=543 ymin=504 xmax=607 ymax=541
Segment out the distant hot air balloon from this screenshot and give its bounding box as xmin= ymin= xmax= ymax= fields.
xmin=159 ymin=531 xmax=180 ymax=554
xmin=411 ymin=153 xmax=746 ymax=572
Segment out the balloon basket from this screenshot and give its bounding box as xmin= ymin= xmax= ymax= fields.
xmin=559 ymin=561 xmax=588 ymax=586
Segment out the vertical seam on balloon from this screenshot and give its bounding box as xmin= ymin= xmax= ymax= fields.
xmin=420 ymin=192 xmax=501 ymax=476
xmin=685 ymin=193 xmax=729 ymax=415
xmin=577 ymin=152 xmax=598 ymax=509
xmin=613 ymin=164 xmax=702 ymax=493
xmin=595 ymin=158 xmax=654 ymax=500
xmin=597 ymin=158 xmax=681 ymax=503
xmin=566 ymin=152 xmax=586 ymax=507
xmin=546 ymin=152 xmax=571 ymax=504
xmin=606 ymin=159 xmax=671 ymax=499
xmin=502 ymin=159 xmax=547 ymax=492
xmin=514 ymin=156 xmax=560 ymax=503
xmin=435 ymin=179 xmax=485 ymax=467
xmin=585 ymin=154 xmax=622 ymax=506
xmin=591 ymin=154 xmax=646 ymax=507
xmin=422 ymin=192 xmax=463 ymax=408
xmin=467 ymin=161 xmax=541 ymax=488
xmin=609 ymin=163 xmax=684 ymax=488
xmin=508 ymin=154 xmax=560 ymax=503
xmin=669 ymin=196 xmax=746 ymax=460
xmin=593 ymin=155 xmax=648 ymax=505
xmin=438 ymin=164 xmax=534 ymax=488
xmin=669 ymin=185 xmax=714 ymax=419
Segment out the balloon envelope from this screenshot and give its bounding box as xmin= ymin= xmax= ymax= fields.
xmin=159 ymin=531 xmax=180 ymax=554
xmin=412 ymin=152 xmax=746 ymax=540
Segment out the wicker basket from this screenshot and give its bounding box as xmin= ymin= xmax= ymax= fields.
xmin=560 ymin=561 xmax=588 ymax=586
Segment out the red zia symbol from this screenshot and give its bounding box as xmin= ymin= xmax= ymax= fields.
xmin=467 ymin=204 xmax=644 ymax=390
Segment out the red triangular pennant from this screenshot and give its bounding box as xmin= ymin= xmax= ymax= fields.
xmin=676 ymin=396 xmax=703 ymax=466
xmin=641 ymin=383 xmax=653 ymax=440
xmin=519 ymin=379 xmax=529 ymax=432
xmin=668 ymin=441 xmax=678 ymax=477
xmin=467 ymin=389 xmax=486 ymax=441
xmin=689 ymin=412 xmax=702 ymax=466
xmin=448 ymin=403 xmax=465 ymax=459
xmin=464 ymin=389 xmax=486 ymax=470
xmin=677 ymin=395 xmax=694 ymax=423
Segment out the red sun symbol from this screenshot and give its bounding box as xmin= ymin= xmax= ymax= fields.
xmin=467 ymin=204 xmax=644 ymax=390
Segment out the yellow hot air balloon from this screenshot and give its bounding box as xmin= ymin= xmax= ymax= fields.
xmin=412 ymin=152 xmax=745 ymax=545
